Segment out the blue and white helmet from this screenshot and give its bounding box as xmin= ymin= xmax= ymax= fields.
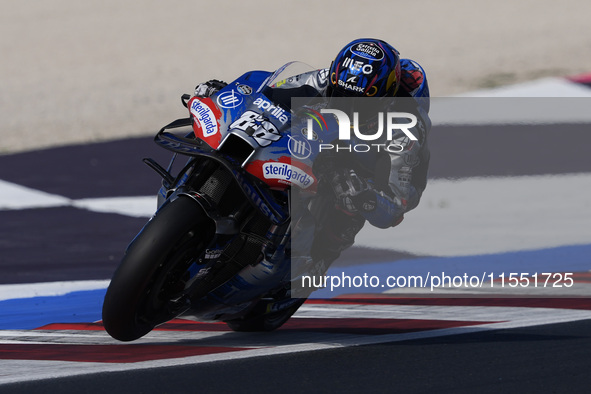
xmin=327 ymin=38 xmax=401 ymax=97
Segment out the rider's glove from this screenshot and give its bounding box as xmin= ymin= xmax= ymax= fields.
xmin=331 ymin=170 xmax=377 ymax=214
xmin=194 ymin=79 xmax=227 ymax=98
xmin=332 ymin=169 xmax=406 ymax=228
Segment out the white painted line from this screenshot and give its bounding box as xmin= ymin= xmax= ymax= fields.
xmin=0 ymin=179 xmax=156 ymax=217
xmin=295 ymin=304 xmax=591 ymax=323
xmin=1 ymin=303 xmax=590 ymax=385
xmin=0 ymin=180 xmax=71 ymax=209
xmin=72 ymin=196 xmax=157 ymax=218
xmin=0 ymin=280 xmax=109 ymax=301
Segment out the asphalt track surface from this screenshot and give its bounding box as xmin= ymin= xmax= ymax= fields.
xmin=1 ymin=110 xmax=591 ymax=392
xmin=5 ymin=319 xmax=591 ymax=394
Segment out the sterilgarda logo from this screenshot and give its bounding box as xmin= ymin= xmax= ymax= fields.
xmin=262 ymin=162 xmax=314 ymax=189
xmin=190 ymin=98 xmax=218 ymax=137
xmin=305 ymin=109 xmax=418 ymax=153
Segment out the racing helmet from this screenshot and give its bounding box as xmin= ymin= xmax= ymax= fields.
xmin=327 ymin=38 xmax=401 ymax=98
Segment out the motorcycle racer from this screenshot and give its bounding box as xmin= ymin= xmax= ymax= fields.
xmin=195 ymin=38 xmax=431 ymax=269
xmin=103 ymin=39 xmax=432 ymax=340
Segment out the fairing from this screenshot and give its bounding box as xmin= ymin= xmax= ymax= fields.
xmin=186 ymin=62 xmax=338 ymax=193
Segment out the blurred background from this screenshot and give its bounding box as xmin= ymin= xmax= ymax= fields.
xmin=2 ymin=0 xmax=590 ymax=153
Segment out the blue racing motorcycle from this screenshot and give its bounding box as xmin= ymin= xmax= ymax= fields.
xmin=102 ymin=62 xmax=339 ymax=341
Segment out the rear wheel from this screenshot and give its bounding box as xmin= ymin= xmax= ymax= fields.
xmin=102 ymin=196 xmax=214 ymax=341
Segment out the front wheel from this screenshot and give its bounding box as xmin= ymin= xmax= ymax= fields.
xmin=102 ymin=196 xmax=214 ymax=341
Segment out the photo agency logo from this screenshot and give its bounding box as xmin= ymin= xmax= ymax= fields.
xmin=301 ymin=100 xmax=419 ymax=154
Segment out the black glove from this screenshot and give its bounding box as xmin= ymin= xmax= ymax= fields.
xmin=194 ymin=79 xmax=227 ymax=98
xmin=331 ymin=170 xmax=377 ymax=213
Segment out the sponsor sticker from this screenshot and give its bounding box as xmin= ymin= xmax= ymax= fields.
xmin=288 ymin=135 xmax=312 ymax=160
xmin=342 ymin=57 xmax=373 ymax=75
xmin=253 ymin=97 xmax=289 ymax=124
xmin=301 ymin=127 xmax=318 ymax=141
xmin=351 ymin=42 xmax=385 ymax=61
xmin=217 ymin=90 xmax=243 ymax=108
xmin=237 ymin=84 xmax=253 ymax=95
xmin=190 ymin=99 xmax=219 ymax=137
xmin=262 ymin=162 xmax=315 ymax=189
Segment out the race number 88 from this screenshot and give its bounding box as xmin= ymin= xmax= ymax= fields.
xmin=230 ymin=111 xmax=281 ymax=147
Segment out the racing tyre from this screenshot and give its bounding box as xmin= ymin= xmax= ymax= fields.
xmin=102 ymin=196 xmax=214 ymax=341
